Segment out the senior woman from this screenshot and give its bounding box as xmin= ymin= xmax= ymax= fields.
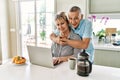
xmin=51 ymin=12 xmax=82 ymax=65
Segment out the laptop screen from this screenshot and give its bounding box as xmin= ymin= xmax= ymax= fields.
xmin=27 ymin=45 xmax=54 ymax=68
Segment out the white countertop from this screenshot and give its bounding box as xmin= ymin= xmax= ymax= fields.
xmin=94 ymin=43 xmax=120 ymax=51
xmin=0 ymin=61 xmax=120 ymax=80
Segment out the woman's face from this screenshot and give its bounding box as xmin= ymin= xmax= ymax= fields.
xmin=55 ymin=18 xmax=69 ymax=33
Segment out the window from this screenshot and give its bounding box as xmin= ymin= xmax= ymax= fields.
xmin=92 ymin=19 xmax=120 ymax=35
xmin=17 ymin=0 xmax=55 ymax=58
xmin=88 ymin=15 xmax=120 ymax=35
xmin=91 ymin=17 xmax=120 ymax=43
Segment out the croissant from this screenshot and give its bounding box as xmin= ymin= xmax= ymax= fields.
xmin=12 ymin=56 xmax=26 ymax=64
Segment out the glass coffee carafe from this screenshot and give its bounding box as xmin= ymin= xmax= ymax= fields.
xmin=77 ymin=50 xmax=92 ymax=76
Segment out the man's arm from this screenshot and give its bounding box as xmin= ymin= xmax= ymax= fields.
xmin=65 ymin=19 xmax=92 ymax=49
xmin=50 ymin=32 xmax=57 ymax=42
xmin=50 ymin=32 xmax=61 ymax=44
xmin=61 ymin=38 xmax=90 ymax=49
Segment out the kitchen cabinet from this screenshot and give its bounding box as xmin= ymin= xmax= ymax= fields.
xmin=89 ymin=0 xmax=120 ymax=13
xmin=94 ymin=49 xmax=120 ymax=68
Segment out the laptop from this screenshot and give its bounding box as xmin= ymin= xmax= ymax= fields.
xmin=27 ymin=45 xmax=54 ymax=68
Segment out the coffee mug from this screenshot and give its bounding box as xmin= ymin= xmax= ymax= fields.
xmin=68 ymin=57 xmax=76 ymax=70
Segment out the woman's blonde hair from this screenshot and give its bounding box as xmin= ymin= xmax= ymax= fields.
xmin=55 ymin=12 xmax=69 ymax=24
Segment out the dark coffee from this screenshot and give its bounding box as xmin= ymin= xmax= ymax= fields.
xmin=77 ymin=50 xmax=92 ymax=76
xmin=77 ymin=64 xmax=89 ymax=76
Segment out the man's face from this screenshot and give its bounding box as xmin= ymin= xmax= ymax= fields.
xmin=68 ymin=11 xmax=82 ymax=28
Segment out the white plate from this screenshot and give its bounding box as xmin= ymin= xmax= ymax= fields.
xmin=12 ymin=62 xmax=26 ymax=66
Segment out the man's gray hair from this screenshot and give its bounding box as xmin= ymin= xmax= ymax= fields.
xmin=69 ymin=6 xmax=81 ymax=13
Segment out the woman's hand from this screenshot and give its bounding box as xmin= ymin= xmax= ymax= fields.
xmin=53 ymin=57 xmax=59 ymax=65
xmin=53 ymin=57 xmax=68 ymax=65
xmin=58 ymin=57 xmax=68 ymax=62
xmin=53 ymin=57 xmax=62 ymax=65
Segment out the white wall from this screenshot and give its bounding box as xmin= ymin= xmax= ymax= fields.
xmin=56 ymin=0 xmax=87 ymax=17
xmin=0 ymin=26 xmax=1 ymax=62
xmin=0 ymin=0 xmax=10 ymax=61
xmin=8 ymin=0 xmax=18 ymax=57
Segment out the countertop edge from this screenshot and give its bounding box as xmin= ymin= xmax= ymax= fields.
xmin=94 ymin=44 xmax=120 ymax=51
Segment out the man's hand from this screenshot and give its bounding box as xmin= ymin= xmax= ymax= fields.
xmin=53 ymin=35 xmax=68 ymax=45
xmin=50 ymin=33 xmax=63 ymax=44
xmin=50 ymin=32 xmax=68 ymax=45
xmin=54 ymin=36 xmax=61 ymax=44
xmin=59 ymin=37 xmax=68 ymax=45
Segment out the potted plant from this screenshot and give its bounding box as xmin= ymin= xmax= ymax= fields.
xmin=40 ymin=29 xmax=46 ymax=41
xmin=96 ymin=29 xmax=106 ymax=42
xmin=117 ymin=30 xmax=120 ymax=35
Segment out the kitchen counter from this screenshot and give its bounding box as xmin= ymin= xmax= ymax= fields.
xmin=0 ymin=60 xmax=120 ymax=80
xmin=94 ymin=43 xmax=120 ymax=51
xmin=94 ymin=43 xmax=120 ymax=68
